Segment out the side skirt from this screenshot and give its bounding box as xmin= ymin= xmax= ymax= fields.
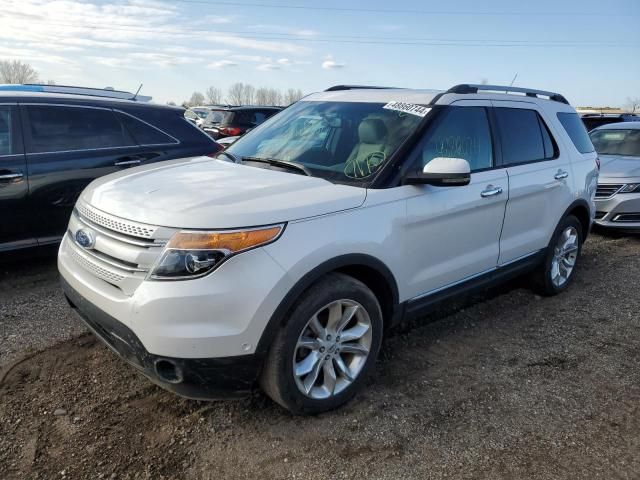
xmin=402 ymin=251 xmax=545 ymax=322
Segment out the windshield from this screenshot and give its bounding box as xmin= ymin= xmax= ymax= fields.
xmin=226 ymin=101 xmax=425 ymax=185
xmin=590 ymin=129 xmax=640 ymax=156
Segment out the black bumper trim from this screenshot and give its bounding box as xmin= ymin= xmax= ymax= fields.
xmin=61 ymin=276 xmax=262 ymax=400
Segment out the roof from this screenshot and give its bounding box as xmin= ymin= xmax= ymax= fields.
xmin=592 ymin=121 xmax=640 ymax=131
xmin=305 ymin=88 xmax=442 ymax=104
xmin=0 ymin=90 xmax=183 ymax=112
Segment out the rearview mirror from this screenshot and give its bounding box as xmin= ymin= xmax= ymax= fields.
xmin=403 ymin=157 xmax=471 ymax=187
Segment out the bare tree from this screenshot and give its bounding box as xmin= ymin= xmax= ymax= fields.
xmin=255 ymin=87 xmax=270 ymax=106
xmin=243 ymin=84 xmax=255 ymax=105
xmin=205 ymin=86 xmax=222 ymax=105
xmin=188 ymin=91 xmax=205 ymax=107
xmin=626 ymin=97 xmax=640 ymax=113
xmin=284 ymin=88 xmax=304 ymax=105
xmin=266 ymin=88 xmax=283 ymax=106
xmin=0 ymin=59 xmax=39 ymax=84
xmin=227 ymin=82 xmax=245 ymax=105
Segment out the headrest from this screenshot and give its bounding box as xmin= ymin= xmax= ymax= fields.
xmin=358 ymin=118 xmax=387 ymax=144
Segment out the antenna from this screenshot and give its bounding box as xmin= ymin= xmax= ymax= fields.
xmin=509 ymin=73 xmax=518 ymax=87
xmin=132 ymin=83 xmax=143 ymax=101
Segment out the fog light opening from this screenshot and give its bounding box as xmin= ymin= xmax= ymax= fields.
xmin=154 ymin=359 xmax=183 ymax=384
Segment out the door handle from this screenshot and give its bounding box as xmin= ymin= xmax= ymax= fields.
xmin=0 ymin=173 xmax=23 ymax=182
xmin=480 ymin=185 xmax=503 ymax=198
xmin=554 ymin=170 xmax=569 ymax=180
xmin=114 ymin=159 xmax=142 ymax=167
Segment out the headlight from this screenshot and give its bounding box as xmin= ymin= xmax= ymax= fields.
xmin=149 ymin=225 xmax=284 ymax=280
xmin=620 ymin=184 xmax=640 ymax=193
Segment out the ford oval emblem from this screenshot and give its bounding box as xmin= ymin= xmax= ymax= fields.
xmin=75 ymin=229 xmax=95 ymax=249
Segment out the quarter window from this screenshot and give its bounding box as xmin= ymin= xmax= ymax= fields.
xmin=557 ymin=112 xmax=595 ymax=153
xmin=416 ymin=106 xmax=493 ymax=172
xmin=0 ymin=106 xmax=12 ymax=155
xmin=26 ymin=106 xmax=134 ymax=153
xmin=494 ymin=108 xmax=556 ymax=165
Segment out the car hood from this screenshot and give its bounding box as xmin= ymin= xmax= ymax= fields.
xmin=80 ymin=157 xmax=366 ymax=229
xmin=599 ymin=154 xmax=640 ymax=181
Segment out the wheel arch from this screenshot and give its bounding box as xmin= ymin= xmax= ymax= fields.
xmin=255 ymin=254 xmax=400 ymax=356
xmin=562 ymin=198 xmax=591 ymax=240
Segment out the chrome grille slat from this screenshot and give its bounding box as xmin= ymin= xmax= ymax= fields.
xmin=75 ymin=214 xmax=159 ymax=247
xmin=77 ymin=203 xmax=157 ymax=239
xmin=67 ymin=239 xmax=126 ymax=285
xmin=595 ymin=184 xmax=624 ymax=199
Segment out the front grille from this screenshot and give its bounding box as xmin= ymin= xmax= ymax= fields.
xmin=77 ymin=203 xmax=157 ymax=239
xmin=595 ymin=184 xmax=624 ymax=199
xmin=65 ymin=202 xmax=174 ymax=295
xmin=612 ymin=213 xmax=640 ymax=223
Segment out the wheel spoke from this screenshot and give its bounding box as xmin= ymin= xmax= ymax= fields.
xmin=326 ymin=302 xmax=343 ymax=331
xmin=308 ymin=315 xmax=325 ymax=338
xmin=340 ymin=343 xmax=369 ymax=356
xmin=562 ymin=233 xmax=577 ymax=251
xmin=323 ymin=360 xmax=337 ymax=394
xmin=303 ymin=355 xmax=325 ymax=394
xmin=336 ymin=305 xmax=359 ymax=333
xmin=551 ymin=261 xmax=560 ymax=281
xmin=334 ymin=355 xmax=353 ymax=381
xmin=562 ymin=257 xmax=575 ymax=268
xmin=297 ymin=336 xmax=320 ymax=351
xmin=295 ymin=351 xmax=320 ymax=377
xmin=339 ymin=323 xmax=370 ymax=343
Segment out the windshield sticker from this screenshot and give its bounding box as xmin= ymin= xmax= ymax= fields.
xmin=383 ymin=101 xmax=431 ymax=117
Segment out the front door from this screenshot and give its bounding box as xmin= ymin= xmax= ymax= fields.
xmin=0 ymin=104 xmax=32 ymax=250
xmin=401 ymin=103 xmax=508 ymax=299
xmin=21 ymin=103 xmax=143 ymax=245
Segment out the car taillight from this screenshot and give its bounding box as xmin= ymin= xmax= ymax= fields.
xmin=595 ymin=157 xmax=600 ymax=171
xmin=220 ymin=127 xmax=242 ymax=136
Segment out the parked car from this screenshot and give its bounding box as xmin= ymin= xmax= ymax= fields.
xmin=0 ymin=84 xmax=221 ymax=253
xmin=590 ymin=121 xmax=640 ymax=228
xmin=201 ymin=106 xmax=282 ymax=140
xmin=216 ymin=135 xmax=240 ymax=149
xmin=59 ymin=84 xmax=598 ymax=414
xmin=580 ymin=113 xmax=639 ymax=132
xmin=185 ymin=106 xmax=234 ymax=128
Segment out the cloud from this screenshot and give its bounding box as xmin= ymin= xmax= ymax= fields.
xmin=321 ymin=55 xmax=346 ymax=70
xmin=277 ymin=58 xmax=292 ymax=66
xmin=231 ymin=55 xmax=273 ymax=63
xmin=207 ymin=60 xmax=239 ymax=69
xmin=256 ymin=63 xmax=280 ymax=71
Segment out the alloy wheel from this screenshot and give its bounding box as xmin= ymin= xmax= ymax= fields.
xmin=292 ymin=299 xmax=372 ymax=399
xmin=551 ymin=226 xmax=579 ymax=287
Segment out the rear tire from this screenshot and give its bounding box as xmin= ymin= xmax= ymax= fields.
xmin=532 ymin=215 xmax=583 ymax=296
xmin=260 ymin=273 xmax=383 ymax=415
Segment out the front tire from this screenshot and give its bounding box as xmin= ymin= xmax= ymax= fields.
xmin=260 ymin=273 xmax=383 ymax=414
xmin=532 ymin=215 xmax=583 ymax=296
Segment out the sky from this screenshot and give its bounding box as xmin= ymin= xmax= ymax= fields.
xmin=0 ymin=0 xmax=638 ymax=107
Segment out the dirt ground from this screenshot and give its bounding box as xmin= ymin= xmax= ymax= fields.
xmin=1 ymin=232 xmax=639 ymax=480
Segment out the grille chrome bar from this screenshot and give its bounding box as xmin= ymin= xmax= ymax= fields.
xmin=76 ymin=203 xmax=158 ymax=239
xmin=595 ymin=184 xmax=624 ymax=199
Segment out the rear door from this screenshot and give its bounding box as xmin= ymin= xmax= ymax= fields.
xmin=492 ymin=101 xmax=574 ymax=264
xmin=0 ymin=103 xmax=32 ymax=250
xmin=21 ymin=103 xmax=143 ymax=245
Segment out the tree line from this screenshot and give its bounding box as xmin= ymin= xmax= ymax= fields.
xmin=182 ymin=83 xmax=305 ymax=108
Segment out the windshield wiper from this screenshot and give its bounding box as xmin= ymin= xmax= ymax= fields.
xmin=241 ymin=156 xmax=312 ymax=176
xmin=216 ymin=150 xmax=240 ymax=163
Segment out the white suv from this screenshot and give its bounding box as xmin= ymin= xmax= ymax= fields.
xmin=59 ymin=84 xmax=599 ymax=414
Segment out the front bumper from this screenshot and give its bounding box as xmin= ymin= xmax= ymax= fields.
xmin=594 ymin=191 xmax=640 ymax=229
xmin=62 ymin=276 xmax=261 ymax=399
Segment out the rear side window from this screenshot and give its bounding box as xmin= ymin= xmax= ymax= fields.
xmin=0 ymin=106 xmax=12 ymax=155
xmin=494 ymin=108 xmax=556 ymax=165
xmin=557 ymin=112 xmax=595 ymax=153
xmin=118 ymin=112 xmax=177 ymax=145
xmin=26 ymin=105 xmax=134 ymax=153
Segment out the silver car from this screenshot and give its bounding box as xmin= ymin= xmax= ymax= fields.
xmin=590 ymin=122 xmax=640 ymax=229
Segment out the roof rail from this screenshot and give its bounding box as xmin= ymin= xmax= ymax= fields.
xmin=325 ymin=85 xmax=398 ymax=92
xmin=0 ymin=84 xmax=152 ymax=102
xmin=445 ymin=84 xmax=569 ymax=105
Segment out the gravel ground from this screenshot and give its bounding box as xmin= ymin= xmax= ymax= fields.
xmin=1 ymin=231 xmax=639 ymax=479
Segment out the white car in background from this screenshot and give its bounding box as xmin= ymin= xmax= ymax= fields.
xmin=59 ymin=84 xmax=598 ymax=414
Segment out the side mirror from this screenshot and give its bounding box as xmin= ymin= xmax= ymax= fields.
xmin=403 ymin=157 xmax=471 ymax=187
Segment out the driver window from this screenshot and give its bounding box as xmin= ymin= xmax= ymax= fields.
xmin=417 ymin=106 xmax=493 ymax=172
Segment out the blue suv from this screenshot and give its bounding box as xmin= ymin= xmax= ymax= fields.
xmin=0 ymin=85 xmax=221 ymax=253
